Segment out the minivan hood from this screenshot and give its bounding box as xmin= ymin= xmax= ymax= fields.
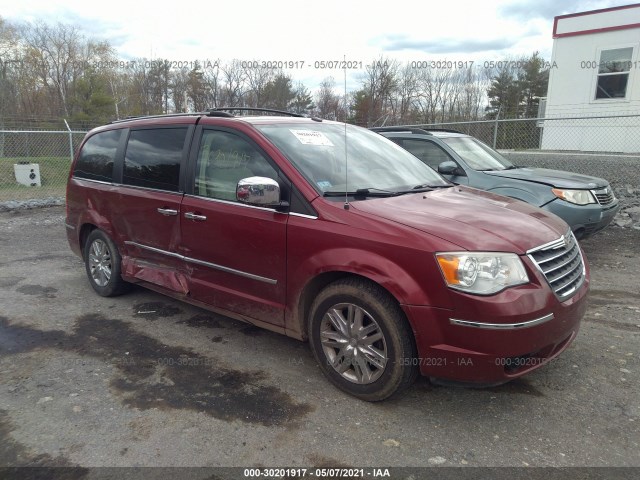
xmin=351 ymin=186 xmax=569 ymax=253
xmin=485 ymin=167 xmax=609 ymax=189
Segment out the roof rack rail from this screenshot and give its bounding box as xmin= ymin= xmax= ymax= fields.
xmin=109 ymin=112 xmax=204 ymax=124
xmin=425 ymin=128 xmax=464 ymax=134
xmin=208 ymin=107 xmax=305 ymax=118
xmin=370 ymin=126 xmax=432 ymax=135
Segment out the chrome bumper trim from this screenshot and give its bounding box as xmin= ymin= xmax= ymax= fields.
xmin=450 ymin=313 xmax=554 ymax=330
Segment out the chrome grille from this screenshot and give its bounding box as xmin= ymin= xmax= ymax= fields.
xmin=527 ymin=232 xmax=585 ymax=300
xmin=592 ymin=187 xmax=614 ymax=205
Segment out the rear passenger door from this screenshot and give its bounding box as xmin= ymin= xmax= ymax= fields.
xmin=179 ymin=127 xmax=288 ymax=327
xmin=114 ymin=125 xmax=193 ymax=293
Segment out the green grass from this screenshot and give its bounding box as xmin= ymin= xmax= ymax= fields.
xmin=0 ymin=156 xmax=71 ymax=201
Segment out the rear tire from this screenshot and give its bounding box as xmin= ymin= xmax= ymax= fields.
xmin=84 ymin=229 xmax=131 ymax=297
xmin=308 ymin=278 xmax=418 ymax=401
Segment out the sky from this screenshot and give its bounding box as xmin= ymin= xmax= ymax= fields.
xmin=0 ymin=0 xmax=633 ymax=91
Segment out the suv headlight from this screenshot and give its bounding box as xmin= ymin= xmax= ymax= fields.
xmin=551 ymin=188 xmax=596 ymax=205
xmin=436 ymin=252 xmax=529 ymax=295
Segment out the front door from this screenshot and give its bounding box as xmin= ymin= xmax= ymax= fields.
xmin=179 ymin=127 xmax=288 ymax=326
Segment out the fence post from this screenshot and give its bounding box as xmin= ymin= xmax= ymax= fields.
xmin=493 ymin=107 xmax=501 ymax=149
xmin=64 ymin=119 xmax=73 ymax=161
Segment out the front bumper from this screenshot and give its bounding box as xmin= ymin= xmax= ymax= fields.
xmin=543 ymin=198 xmax=619 ymax=239
xmin=402 ymin=258 xmax=589 ymax=384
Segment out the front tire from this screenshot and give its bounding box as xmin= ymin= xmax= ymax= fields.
xmin=308 ymin=278 xmax=418 ymax=401
xmin=84 ymin=229 xmax=130 ymax=297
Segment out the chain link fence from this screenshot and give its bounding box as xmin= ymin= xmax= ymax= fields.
xmin=1 ymin=113 xmax=639 ymax=202
xmin=0 ymin=129 xmax=86 ymax=201
xmin=415 ymin=113 xmax=640 ymax=153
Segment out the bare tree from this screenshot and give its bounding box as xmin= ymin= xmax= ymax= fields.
xmin=219 ymin=60 xmax=247 ymax=107
xmin=20 ymin=21 xmax=87 ymax=116
xmin=0 ymin=16 xmax=19 ymax=120
xmin=314 ymin=77 xmax=344 ymax=120
xmin=243 ymin=63 xmax=273 ymax=107
xmin=0 ymin=16 xmax=18 ymax=76
xmin=360 ymin=56 xmax=399 ymax=126
xmin=170 ymin=66 xmax=189 ymax=112
xmin=391 ymin=64 xmax=420 ymax=124
xmin=202 ymin=61 xmax=221 ymax=109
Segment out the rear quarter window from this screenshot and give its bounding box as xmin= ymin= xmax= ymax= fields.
xmin=73 ymin=129 xmax=122 ymax=182
xmin=123 ymin=128 xmax=188 ymax=191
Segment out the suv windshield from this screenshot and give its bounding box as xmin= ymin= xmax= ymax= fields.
xmin=257 ymin=123 xmax=449 ymax=194
xmin=441 ymin=137 xmax=515 ymax=171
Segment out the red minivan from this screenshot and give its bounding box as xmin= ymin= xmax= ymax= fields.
xmin=65 ymin=109 xmax=589 ymax=401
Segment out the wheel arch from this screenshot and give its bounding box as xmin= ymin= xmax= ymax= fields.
xmin=78 ymin=223 xmax=98 ymax=256
xmin=290 ymin=270 xmax=412 ymax=342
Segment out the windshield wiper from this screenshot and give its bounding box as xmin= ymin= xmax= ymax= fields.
xmin=388 ymin=184 xmax=452 ymax=194
xmin=411 ymin=184 xmax=452 ymax=189
xmin=323 ymin=188 xmax=399 ymax=198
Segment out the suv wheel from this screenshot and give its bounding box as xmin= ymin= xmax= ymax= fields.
xmin=84 ymin=229 xmax=130 ymax=297
xmin=308 ymin=278 xmax=418 ymax=401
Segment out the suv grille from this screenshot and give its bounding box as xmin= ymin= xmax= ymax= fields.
xmin=592 ymin=187 xmax=614 ymax=205
xmin=527 ymin=232 xmax=585 ymax=300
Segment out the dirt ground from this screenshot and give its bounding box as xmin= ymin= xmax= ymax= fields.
xmin=0 ymin=206 xmax=638 ymax=476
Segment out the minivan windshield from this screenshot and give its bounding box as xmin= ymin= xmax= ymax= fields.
xmin=257 ymin=123 xmax=450 ymax=194
xmin=441 ymin=137 xmax=515 ymax=171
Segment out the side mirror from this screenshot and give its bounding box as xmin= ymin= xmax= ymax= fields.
xmin=438 ymin=161 xmax=465 ymax=176
xmin=236 ymin=176 xmax=282 ymax=207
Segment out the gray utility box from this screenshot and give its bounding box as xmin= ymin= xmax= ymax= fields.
xmin=14 ymin=163 xmax=41 ymax=187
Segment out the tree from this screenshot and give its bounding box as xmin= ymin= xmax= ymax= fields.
xmin=20 ymin=21 xmax=87 ymax=117
xmin=170 ymin=66 xmax=189 ymax=113
xmin=244 ymin=63 xmax=273 ymax=107
xmin=392 ymin=64 xmax=420 ymax=124
xmin=289 ymin=82 xmax=314 ymax=114
xmin=187 ymin=62 xmax=208 ymax=111
xmin=314 ymin=77 xmax=344 ymax=121
xmin=0 ymin=16 xmax=18 ymax=79
xmin=219 ymin=60 xmax=246 ymax=107
xmin=348 ymin=89 xmax=373 ymax=126
xmin=0 ymin=16 xmax=19 ymax=121
xmin=69 ymin=66 xmax=115 ymax=125
xmin=519 ymin=52 xmax=549 ymax=118
xmin=486 ymin=52 xmax=549 ymax=118
xmin=262 ymin=72 xmax=296 ymax=110
xmin=486 ymin=53 xmax=550 ymax=148
xmin=360 ymin=56 xmax=398 ymax=126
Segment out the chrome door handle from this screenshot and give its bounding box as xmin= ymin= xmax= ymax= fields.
xmin=184 ymin=212 xmax=207 ymax=221
xmin=157 ymin=208 xmax=178 ymax=216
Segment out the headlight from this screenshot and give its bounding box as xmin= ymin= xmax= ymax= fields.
xmin=436 ymin=252 xmax=529 ymax=295
xmin=551 ymin=188 xmax=596 ymax=205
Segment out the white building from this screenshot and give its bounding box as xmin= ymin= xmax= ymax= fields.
xmin=541 ymin=3 xmax=640 ymax=153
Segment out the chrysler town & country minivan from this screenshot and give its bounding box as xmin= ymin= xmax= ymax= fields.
xmin=65 ymin=109 xmax=589 ymax=401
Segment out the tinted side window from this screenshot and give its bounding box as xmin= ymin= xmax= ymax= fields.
xmin=123 ymin=128 xmax=187 ymax=191
xmin=195 ymin=130 xmax=278 ymax=201
xmin=402 ymin=139 xmax=454 ymax=170
xmin=74 ymin=129 xmax=121 ymax=181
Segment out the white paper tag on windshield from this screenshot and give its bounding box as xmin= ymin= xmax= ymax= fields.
xmin=290 ymin=129 xmax=334 ymax=146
